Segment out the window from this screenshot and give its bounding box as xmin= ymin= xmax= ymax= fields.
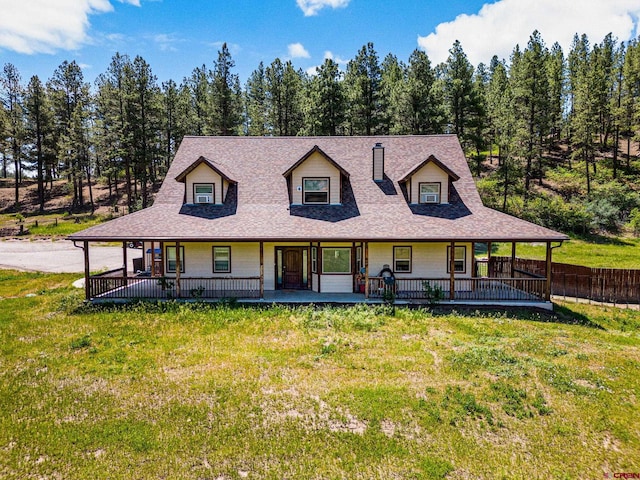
xmin=446 ymin=246 xmax=466 ymax=273
xmin=322 ymin=247 xmax=351 ymax=274
xmin=165 ymin=246 xmax=185 ymax=273
xmin=194 ymin=183 xmax=214 ymax=204
xmin=419 ymin=182 xmax=441 ymax=204
xmin=303 ymin=178 xmax=329 ymax=204
xmin=356 ymin=246 xmax=363 ymax=274
xmin=393 ymin=246 xmax=412 ymax=273
xmin=311 ymin=247 xmax=318 ymax=273
xmin=213 ymin=246 xmax=231 ymax=273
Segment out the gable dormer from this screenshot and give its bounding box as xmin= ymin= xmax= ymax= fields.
xmin=175 ymin=156 xmax=236 ymax=205
xmin=399 ymin=155 xmax=460 ymax=205
xmin=282 ymin=145 xmax=350 ymax=205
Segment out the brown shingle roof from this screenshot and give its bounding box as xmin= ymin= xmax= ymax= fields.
xmin=69 ymin=135 xmax=568 ymax=242
xmin=174 ymin=155 xmax=236 ymax=184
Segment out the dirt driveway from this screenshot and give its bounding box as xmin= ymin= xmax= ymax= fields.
xmin=0 ymin=239 xmax=142 ymax=273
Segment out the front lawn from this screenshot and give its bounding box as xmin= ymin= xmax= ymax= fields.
xmin=490 ymin=235 xmax=640 ymax=269
xmin=0 ymin=271 xmax=638 ymax=478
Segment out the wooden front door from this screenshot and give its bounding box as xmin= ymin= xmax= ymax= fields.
xmin=283 ymin=248 xmax=303 ymax=289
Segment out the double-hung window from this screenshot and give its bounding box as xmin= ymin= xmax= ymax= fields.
xmin=213 ymin=246 xmax=231 ymax=273
xmin=393 ymin=246 xmax=412 ymax=273
xmin=446 ymin=246 xmax=466 ymax=273
xmin=303 ymin=178 xmax=329 ymax=204
xmin=419 ymin=183 xmax=440 ymax=204
xmin=194 ymin=183 xmax=214 ymax=204
xmin=165 ymin=246 xmax=185 ymax=273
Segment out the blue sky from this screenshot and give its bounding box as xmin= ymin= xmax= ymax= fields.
xmin=1 ymin=0 xmax=639 ymax=86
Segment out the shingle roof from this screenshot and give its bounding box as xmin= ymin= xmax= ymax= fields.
xmin=68 ymin=135 xmax=568 ymax=242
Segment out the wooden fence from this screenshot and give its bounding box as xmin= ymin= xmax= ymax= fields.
xmin=489 ymin=257 xmax=640 ymax=304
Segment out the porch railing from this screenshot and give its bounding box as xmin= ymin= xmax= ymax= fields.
xmin=88 ymin=275 xmax=261 ymax=300
xmin=367 ymin=276 xmax=546 ymax=302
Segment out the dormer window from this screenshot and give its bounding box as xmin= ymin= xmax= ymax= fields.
xmin=303 ymin=178 xmax=329 ymax=204
xmin=194 ymin=183 xmax=214 ymax=204
xmin=419 ymin=183 xmax=440 ymax=204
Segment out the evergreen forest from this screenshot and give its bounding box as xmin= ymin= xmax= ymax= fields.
xmin=2 ymin=32 xmax=640 ymax=236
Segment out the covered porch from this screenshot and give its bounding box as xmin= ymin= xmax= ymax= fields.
xmin=78 ymin=239 xmax=558 ymax=309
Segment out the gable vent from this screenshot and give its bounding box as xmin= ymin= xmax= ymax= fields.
xmin=372 ymin=143 xmax=384 ymax=182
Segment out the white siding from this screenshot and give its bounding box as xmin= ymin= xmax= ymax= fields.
xmin=409 ymin=163 xmax=450 ymax=204
xmin=320 ymin=275 xmax=352 ymax=293
xmin=185 ymin=163 xmax=225 ymax=204
xmin=368 ymin=242 xmax=472 ymax=278
xmin=290 ymin=152 xmax=341 ymax=205
xmin=162 ymin=242 xmax=260 ymax=277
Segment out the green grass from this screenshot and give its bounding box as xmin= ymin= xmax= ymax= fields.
xmin=1 ymin=271 xmax=639 ymax=478
xmin=0 ymin=213 xmax=108 ymax=237
xmin=490 ymin=236 xmax=640 ymax=269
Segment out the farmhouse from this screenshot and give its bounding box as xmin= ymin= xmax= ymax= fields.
xmin=68 ymin=135 xmax=568 ymax=307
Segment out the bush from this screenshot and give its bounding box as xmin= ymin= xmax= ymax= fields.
xmin=522 ymin=195 xmax=592 ymax=235
xmin=585 ymin=198 xmax=621 ymax=232
xmin=628 ymin=208 xmax=640 ymax=236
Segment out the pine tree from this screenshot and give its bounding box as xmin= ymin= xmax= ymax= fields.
xmin=547 ymin=42 xmax=565 ymax=144
xmin=244 ymin=62 xmax=268 ymax=136
xmin=210 ymin=43 xmax=242 ymax=135
xmin=306 ymin=58 xmax=345 ymax=135
xmin=125 ymin=55 xmax=160 ymax=209
xmin=379 ymin=53 xmax=405 ymax=134
xmin=344 ymin=42 xmax=382 ymax=135
xmin=0 ymin=63 xmax=25 ymax=208
xmin=265 ymin=59 xmax=303 ymax=135
xmin=568 ymin=34 xmax=597 ymax=194
xmin=24 ymin=75 xmax=55 ymax=212
xmin=510 ymin=31 xmax=550 ymax=193
xmin=48 ymin=60 xmax=92 ymax=211
xmin=402 ymin=49 xmax=443 ymax=134
xmin=440 ymin=40 xmax=478 ymax=149
xmin=95 ymin=52 xmax=132 ymax=203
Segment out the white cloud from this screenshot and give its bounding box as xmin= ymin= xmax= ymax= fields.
xmin=152 ymin=33 xmax=180 ymax=52
xmin=417 ymin=0 xmax=640 ymax=66
xmin=0 ymin=0 xmax=140 ymax=54
xmin=288 ymin=42 xmax=310 ymax=58
xmin=323 ymin=50 xmax=348 ymax=65
xmin=296 ymin=0 xmax=350 ymax=17
xmin=306 ymin=51 xmax=348 ymax=76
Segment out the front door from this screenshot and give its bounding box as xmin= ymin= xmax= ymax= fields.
xmin=283 ymin=248 xmax=303 ymax=289
xmin=276 ymin=247 xmax=308 ymax=290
